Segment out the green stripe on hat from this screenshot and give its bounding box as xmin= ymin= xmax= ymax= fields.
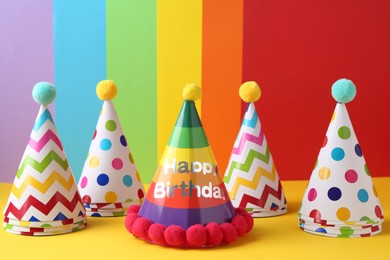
xmin=175 ymin=100 xmax=202 ymax=127
xmin=168 ymin=126 xmax=209 ymax=148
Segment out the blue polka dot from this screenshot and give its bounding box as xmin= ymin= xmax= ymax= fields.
xmin=355 ymin=144 xmax=362 ymax=157
xmin=91 ymin=213 xmax=102 ymax=217
xmin=123 ymin=175 xmax=133 ymax=187
xmin=331 ymin=147 xmax=345 ymax=161
xmin=315 ymin=228 xmax=327 ymax=233
xmin=120 ymin=135 xmax=127 ymax=147
xmin=97 ymin=173 xmax=109 ymax=186
xmin=357 ymin=189 xmax=369 ymax=203
xmin=328 ymin=187 xmax=342 ymax=201
xmin=100 ymin=139 xmax=112 ymax=151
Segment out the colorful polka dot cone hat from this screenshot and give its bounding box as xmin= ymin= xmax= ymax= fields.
xmin=78 ymin=80 xmax=145 ymax=217
xmin=3 ymin=82 xmax=87 ymax=236
xmin=224 ymin=81 xmax=287 ymax=217
xmin=298 ymin=79 xmax=384 ymax=238
xmin=125 ymin=83 xmax=253 ymax=248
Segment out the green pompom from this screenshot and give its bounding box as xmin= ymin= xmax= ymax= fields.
xmin=32 ymin=82 xmax=56 ymax=105
xmin=331 ymin=79 xmax=356 ymax=103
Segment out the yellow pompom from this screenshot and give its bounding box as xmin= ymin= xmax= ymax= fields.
xmin=96 ymin=80 xmax=118 ymax=100
xmin=239 ymin=81 xmax=261 ymax=103
xmin=183 ymin=83 xmax=202 ymax=101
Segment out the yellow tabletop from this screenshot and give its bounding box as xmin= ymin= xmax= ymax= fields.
xmin=0 ymin=178 xmax=389 ymax=260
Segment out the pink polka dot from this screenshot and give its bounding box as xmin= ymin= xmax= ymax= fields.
xmin=308 ymin=188 xmax=317 ymax=201
xmin=112 ymin=158 xmax=123 ymax=170
xmin=345 ymin=169 xmax=358 ymax=183
xmin=80 ymin=177 xmax=88 ymax=188
xmin=375 ymin=205 xmax=383 ymax=219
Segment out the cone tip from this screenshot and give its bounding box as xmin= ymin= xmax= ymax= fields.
xmin=32 ymin=82 xmax=56 ymax=106
xmin=239 ymin=81 xmax=261 ymax=103
xmin=96 ymin=80 xmax=117 ymax=100
xmin=331 ymin=78 xmax=356 ymax=103
xmin=183 ymin=83 xmax=202 ymax=101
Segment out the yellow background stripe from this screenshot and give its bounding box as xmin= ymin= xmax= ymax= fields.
xmin=157 ymin=0 xmax=202 ymax=160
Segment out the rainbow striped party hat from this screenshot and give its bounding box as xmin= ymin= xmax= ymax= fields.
xmin=224 ymin=81 xmax=287 ymax=217
xmin=78 ymin=80 xmax=145 ymax=217
xmin=298 ymin=79 xmax=384 ymax=237
xmin=3 ymin=82 xmax=86 ymax=236
xmin=125 ymin=83 xmax=253 ymax=248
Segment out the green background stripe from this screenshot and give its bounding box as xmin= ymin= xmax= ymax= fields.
xmin=175 ymin=101 xmax=202 ymax=127
xmin=106 ymin=0 xmax=157 ymax=183
xmin=168 ymin=126 xmax=209 ymax=148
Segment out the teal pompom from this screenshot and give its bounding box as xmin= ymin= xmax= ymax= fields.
xmin=331 ymin=79 xmax=356 ymax=103
xmin=32 ymin=82 xmax=56 ymax=105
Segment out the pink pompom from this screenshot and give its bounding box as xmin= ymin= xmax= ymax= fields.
xmin=231 ymin=215 xmax=248 ymax=236
xmin=241 ymin=211 xmax=254 ymax=232
xmin=124 ymin=213 xmax=139 ymax=233
xmin=127 ymin=205 xmax=141 ymax=214
xmin=186 ymin=224 xmax=207 ymax=247
xmin=205 ymin=222 xmax=223 ymax=246
xmin=220 ymin=223 xmax=238 ymax=244
xmin=132 ymin=217 xmax=152 ymax=240
xmin=148 ymin=223 xmax=167 ymax=245
xmin=164 ymin=225 xmax=186 ymax=247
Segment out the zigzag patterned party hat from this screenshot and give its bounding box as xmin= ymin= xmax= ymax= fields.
xmin=3 ymin=82 xmax=86 ymax=236
xmin=78 ymin=80 xmax=145 ymax=217
xmin=125 ymin=83 xmax=253 ymax=248
xmin=298 ymin=79 xmax=384 ymax=238
xmin=224 ymin=81 xmax=287 ymax=217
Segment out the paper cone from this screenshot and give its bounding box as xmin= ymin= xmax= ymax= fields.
xmin=298 ymin=79 xmax=384 ymax=237
xmin=78 ymin=80 xmax=145 ymax=217
xmin=126 ymin=83 xmax=253 ymax=248
xmin=224 ymin=93 xmax=287 ymax=217
xmin=3 ymin=82 xmax=86 ymax=235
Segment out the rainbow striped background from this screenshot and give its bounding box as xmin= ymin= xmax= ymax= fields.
xmin=54 ymin=0 xmax=244 ymax=183
xmin=2 ymin=0 xmax=390 ymax=184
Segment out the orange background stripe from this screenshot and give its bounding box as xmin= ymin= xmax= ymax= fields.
xmin=202 ymin=0 xmax=244 ymax=176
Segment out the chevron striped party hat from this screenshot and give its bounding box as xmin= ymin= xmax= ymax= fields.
xmin=3 ymin=82 xmax=86 ymax=236
xmin=125 ymin=83 xmax=253 ymax=248
xmin=78 ymin=80 xmax=145 ymax=217
xmin=224 ymin=81 xmax=287 ymax=217
xmin=298 ymin=79 xmax=384 ymax=237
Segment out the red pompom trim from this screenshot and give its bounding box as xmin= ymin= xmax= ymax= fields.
xmin=164 ymin=225 xmax=186 ymax=247
xmin=125 ymin=205 xmax=253 ymax=248
xmin=148 ymin=223 xmax=167 ymax=245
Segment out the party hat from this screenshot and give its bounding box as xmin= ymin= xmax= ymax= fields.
xmin=224 ymin=81 xmax=287 ymax=217
xmin=298 ymin=78 xmax=384 ymax=238
xmin=125 ymin=83 xmax=253 ymax=248
xmin=78 ymin=80 xmax=145 ymax=217
xmin=3 ymin=82 xmax=86 ymax=236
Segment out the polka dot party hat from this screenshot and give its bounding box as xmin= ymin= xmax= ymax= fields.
xmin=298 ymin=79 xmax=384 ymax=238
xmin=78 ymin=80 xmax=145 ymax=217
xmin=3 ymin=82 xmax=86 ymax=236
xmin=125 ymin=83 xmax=253 ymax=248
xmin=224 ymin=81 xmax=287 ymax=217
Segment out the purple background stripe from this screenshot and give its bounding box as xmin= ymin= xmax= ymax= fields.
xmin=0 ymin=0 xmax=54 ymax=183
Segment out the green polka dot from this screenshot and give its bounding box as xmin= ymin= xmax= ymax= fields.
xmin=365 ymin=163 xmax=370 ymax=176
xmin=340 ymin=226 xmax=354 ymax=236
xmin=41 ymin=223 xmax=52 ymax=228
xmin=105 ymin=120 xmax=117 ymax=131
xmin=338 ymin=126 xmax=351 ymax=139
